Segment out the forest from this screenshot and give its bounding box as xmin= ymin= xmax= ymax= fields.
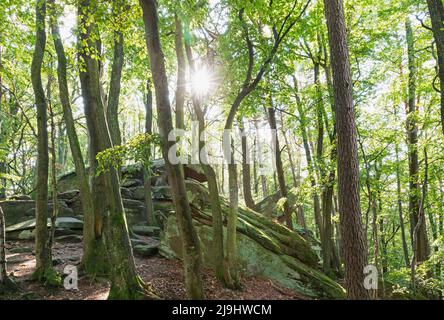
xmin=0 ymin=0 xmax=443 ymax=301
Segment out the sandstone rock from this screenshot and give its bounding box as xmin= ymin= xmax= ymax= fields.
xmin=133 ymin=244 xmax=158 ymax=257
xmin=120 ymin=187 xmax=133 ymax=199
xmin=8 ymin=195 xmax=32 ymax=201
xmin=131 ymin=225 xmax=160 ymax=237
xmin=122 ymin=178 xmax=142 ymax=188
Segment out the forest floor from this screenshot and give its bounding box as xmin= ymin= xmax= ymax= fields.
xmin=1 ymin=240 xmax=306 ymax=300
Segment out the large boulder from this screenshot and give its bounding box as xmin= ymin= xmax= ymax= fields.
xmin=5 ymin=217 xmax=84 ymax=240
xmin=158 ymin=180 xmax=345 ymax=299
xmin=0 ymin=200 xmax=36 ymax=226
xmin=160 ymin=214 xmax=344 ymax=299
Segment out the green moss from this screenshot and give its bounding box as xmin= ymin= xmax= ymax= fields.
xmin=32 ymin=267 xmax=62 ymax=287
xmin=107 ymin=276 xmax=160 ymax=300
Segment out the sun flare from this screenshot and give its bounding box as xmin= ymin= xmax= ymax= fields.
xmin=190 ymin=66 xmax=213 ymax=97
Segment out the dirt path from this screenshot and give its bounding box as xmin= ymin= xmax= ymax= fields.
xmin=1 ymin=240 xmax=306 ymax=300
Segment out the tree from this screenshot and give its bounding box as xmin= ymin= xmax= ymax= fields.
xmin=143 ymin=79 xmax=156 ymax=226
xmin=139 ymin=0 xmax=204 ymax=299
xmin=405 ymin=18 xmax=429 ymax=264
xmin=78 ymin=0 xmax=157 ymax=299
xmin=48 ymin=0 xmax=96 ymax=272
xmin=323 ymin=0 xmax=370 ymax=299
xmin=267 ymin=93 xmax=293 ymax=229
xmin=31 ymin=0 xmax=55 ymax=283
xmin=0 ymin=205 xmax=16 ymax=291
xmin=184 ymin=40 xmax=226 ymax=285
xmin=426 ymin=0 xmax=444 ymax=136
xmin=107 ymin=0 xmax=126 ymax=147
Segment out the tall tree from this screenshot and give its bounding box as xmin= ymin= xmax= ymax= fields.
xmin=323 ymin=0 xmax=369 ymax=299
xmin=31 ymin=0 xmax=54 ymax=282
xmin=139 ymin=0 xmax=204 ymax=299
xmin=426 ymin=0 xmax=444 ymax=136
xmin=267 ymin=94 xmax=293 ymax=229
xmin=184 ymin=41 xmax=226 ymax=285
xmin=48 ymin=0 xmax=96 ymax=272
xmin=78 ymin=0 xmax=157 ymax=299
xmin=107 ymin=0 xmax=125 ymax=147
xmin=405 ymin=19 xmax=429 ymax=264
xmin=175 ymin=14 xmax=186 ymax=130
xmin=143 ymin=79 xmax=156 ymax=226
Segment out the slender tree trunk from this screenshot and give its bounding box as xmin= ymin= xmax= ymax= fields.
xmin=267 ymin=97 xmax=293 ymax=229
xmin=144 ymin=79 xmax=156 ymax=226
xmin=31 ymin=0 xmax=53 ymax=281
xmin=405 ymin=19 xmax=429 ymax=263
xmin=185 ymin=42 xmax=226 ymax=285
xmin=395 ymin=142 xmax=410 ymax=267
xmin=240 ymin=122 xmax=255 ymax=210
xmin=175 ymin=14 xmax=185 ymax=131
xmin=0 ymin=42 xmax=5 ymax=200
xmin=0 ymin=204 xmax=16 ymax=289
xmin=294 ymin=77 xmax=323 ymax=235
xmin=107 ymin=0 xmax=125 ymax=147
xmin=324 ymin=0 xmax=369 ymax=299
xmin=47 ymin=70 xmax=58 ymax=251
xmin=426 ymin=0 xmax=444 ymax=136
xmin=79 ymin=0 xmax=157 ymax=299
xmin=140 ymin=0 xmax=204 ymax=299
xmin=254 ymin=121 xmax=268 ymax=198
xmin=49 ymin=4 xmax=96 ymax=273
xmin=279 ymin=113 xmax=297 ymax=187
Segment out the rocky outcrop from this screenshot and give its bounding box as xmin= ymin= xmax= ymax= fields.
xmin=3 ymin=161 xmax=344 ymax=299
xmin=5 ymin=217 xmax=84 ymax=241
xmin=158 ymin=180 xmax=345 ymax=299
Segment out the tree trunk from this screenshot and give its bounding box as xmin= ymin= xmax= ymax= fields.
xmin=139 ymin=0 xmax=204 ymax=299
xmin=47 ymin=69 xmax=58 ymax=251
xmin=279 ymin=113 xmax=297 ymax=188
xmin=79 ymin=0 xmax=157 ymax=299
xmin=267 ymin=98 xmax=293 ymax=229
xmin=240 ymin=122 xmax=255 ymax=210
xmin=31 ymin=0 xmax=53 ymax=281
xmin=395 ymin=141 xmax=410 ymax=267
xmin=294 ymin=77 xmax=323 ymax=235
xmin=254 ymin=120 xmax=268 ymax=198
xmin=49 ymin=2 xmax=96 ymax=273
xmin=144 ymin=79 xmax=156 ymax=226
xmin=323 ymin=0 xmax=369 ymax=299
xmin=175 ymin=14 xmax=186 ymax=130
xmin=185 ymin=42 xmax=226 ymax=285
xmin=426 ymin=0 xmax=444 ymax=136
xmin=405 ymin=19 xmax=429 ymax=263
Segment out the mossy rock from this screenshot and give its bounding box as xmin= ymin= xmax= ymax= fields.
xmin=160 ymin=215 xmax=345 ymax=299
xmin=133 ymin=244 xmax=159 ymax=257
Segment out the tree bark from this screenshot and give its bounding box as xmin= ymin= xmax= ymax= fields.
xmin=175 ymin=14 xmax=186 ymax=130
xmin=426 ymin=0 xmax=444 ymax=136
xmin=139 ymin=0 xmax=204 ymax=299
xmin=240 ymin=122 xmax=255 ymax=210
xmin=47 ymin=67 xmax=58 ymax=251
xmin=405 ymin=19 xmax=429 ymax=263
xmin=49 ymin=1 xmax=96 ymax=272
xmin=294 ymin=77 xmax=323 ymax=235
xmin=31 ymin=0 xmax=53 ymax=281
xmin=267 ymin=97 xmax=293 ymax=229
xmin=395 ymin=140 xmax=410 ymax=267
xmin=79 ymin=0 xmax=157 ymax=299
xmin=144 ymin=79 xmax=156 ymax=226
xmin=107 ymin=0 xmax=124 ymax=148
xmin=323 ymin=0 xmax=369 ymax=299
xmin=185 ymin=42 xmax=226 ymax=285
